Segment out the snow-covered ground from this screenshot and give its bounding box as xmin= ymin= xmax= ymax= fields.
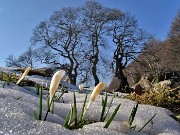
xmin=0 ymin=67 xmax=180 ymax=135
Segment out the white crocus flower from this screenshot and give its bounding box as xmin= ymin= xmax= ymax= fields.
xmin=16 ymin=66 xmax=31 ymax=85
xmin=83 ymin=82 xmax=106 ymax=118
xmin=78 ymin=84 xmax=84 ymax=93
xmin=87 ymin=82 xmax=106 ymax=109
xmin=49 ymin=70 xmax=65 ymax=112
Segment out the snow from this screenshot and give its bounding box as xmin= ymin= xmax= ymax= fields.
xmin=0 ymin=67 xmax=180 ymax=135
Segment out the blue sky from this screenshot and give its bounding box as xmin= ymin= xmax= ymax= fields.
xmin=0 ymin=0 xmax=180 ymax=67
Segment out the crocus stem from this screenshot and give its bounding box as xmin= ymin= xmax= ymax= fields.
xmin=79 ymin=94 xmax=88 ymax=122
xmin=82 ymin=101 xmax=91 ymax=119
xmin=86 ymin=101 xmax=91 ymax=110
xmin=44 ymin=92 xmax=56 ymax=121
xmin=38 ymin=86 xmax=43 ymax=120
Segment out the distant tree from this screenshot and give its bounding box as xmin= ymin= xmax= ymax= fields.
xmin=6 ymin=54 xmax=22 ymax=68
xmin=119 ymin=10 xmax=180 ymax=87
xmin=125 ymin=39 xmax=161 ymax=86
xmin=82 ymin=1 xmax=121 ymax=86
xmin=141 ymin=39 xmax=165 ymax=82
xmin=110 ymin=13 xmax=152 ymax=92
xmin=126 ymin=38 xmax=178 ymax=86
xmin=168 ymin=9 xmax=180 ymax=71
xmin=5 ymin=47 xmax=35 ymax=68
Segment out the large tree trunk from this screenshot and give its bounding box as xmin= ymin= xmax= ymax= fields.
xmin=69 ymin=74 xmax=76 ymax=85
xmin=91 ymin=40 xmax=100 ymax=86
xmin=115 ymin=58 xmax=130 ymax=93
xmin=92 ymin=60 xmax=99 ymax=86
xmin=68 ymin=59 xmax=77 ymax=85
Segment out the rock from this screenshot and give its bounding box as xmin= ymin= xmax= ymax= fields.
xmin=105 ymin=77 xmax=120 ymax=93
xmin=105 ymin=77 xmax=132 ymax=93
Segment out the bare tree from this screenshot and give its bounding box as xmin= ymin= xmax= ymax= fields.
xmin=6 ymin=54 xmax=22 ymax=68
xmin=126 ymin=39 xmax=177 ymax=86
xmin=5 ymin=46 xmax=35 ymax=68
xmin=110 ymin=12 xmax=151 ymax=92
xmin=168 ymin=9 xmax=180 ymax=71
xmin=31 ymin=7 xmax=84 ymax=85
xmin=82 ymin=1 xmax=121 ymax=86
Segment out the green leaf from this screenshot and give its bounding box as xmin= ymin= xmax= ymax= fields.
xmin=104 ymin=103 xmax=121 ymax=128
xmin=104 ymin=94 xmax=115 ymax=120
xmin=64 ymin=107 xmax=72 ymax=128
xmin=69 ymin=104 xmax=74 ymax=125
xmin=100 ymin=93 xmax=107 ymax=122
xmin=35 ymin=83 xmax=40 ymax=95
xmin=33 ymin=110 xmax=38 ymax=120
xmin=54 ymin=91 xmax=64 ymax=102
xmin=73 ymin=92 xmax=77 ymax=125
xmin=102 ymin=97 xmax=105 ymax=106
xmin=15 ymin=96 xmax=22 ymax=100
xmin=38 ymin=86 xmax=43 ymax=120
xmin=138 ymin=113 xmax=157 ymax=132
xmin=79 ymin=94 xmax=88 ymax=122
xmin=44 ymin=92 xmax=56 ymax=121
xmin=129 ymin=103 xmax=138 ymax=126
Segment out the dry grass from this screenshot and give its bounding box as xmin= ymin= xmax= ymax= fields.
xmin=126 ymin=86 xmax=180 ymax=121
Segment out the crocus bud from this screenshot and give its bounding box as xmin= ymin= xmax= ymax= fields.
xmin=87 ymin=82 xmax=106 ymax=110
xmin=49 ymin=70 xmax=65 ymax=112
xmin=78 ymin=84 xmax=84 ymax=93
xmin=16 ymin=66 xmax=31 ymax=85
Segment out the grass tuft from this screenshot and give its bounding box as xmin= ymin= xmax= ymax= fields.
xmin=104 ymin=103 xmax=121 ymax=128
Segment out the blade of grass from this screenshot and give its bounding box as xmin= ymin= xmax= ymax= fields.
xmin=73 ymin=92 xmax=77 ymax=125
xmin=44 ymin=92 xmax=56 ymax=121
xmin=33 ymin=110 xmax=38 ymax=120
xmin=104 ymin=94 xmax=115 ymax=120
xmin=102 ymin=96 xmax=105 ymax=106
xmin=38 ymin=86 xmax=43 ymax=120
xmin=79 ymin=94 xmax=88 ymax=122
xmin=104 ymin=103 xmax=121 ymax=128
xmin=54 ymin=91 xmax=65 ymax=102
xmin=15 ymin=96 xmax=22 ymax=100
xmin=68 ymin=104 xmax=74 ymax=125
xmin=35 ymin=84 xmax=40 ymax=95
xmin=64 ymin=107 xmax=72 ymax=128
xmin=138 ymin=113 xmax=157 ymax=132
xmin=100 ymin=93 xmax=107 ymax=122
xmin=129 ymin=103 xmax=138 ymax=126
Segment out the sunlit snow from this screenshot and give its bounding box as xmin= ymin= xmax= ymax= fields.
xmin=0 ymin=67 xmax=179 ymax=135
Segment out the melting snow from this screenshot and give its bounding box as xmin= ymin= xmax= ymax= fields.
xmin=0 ymin=67 xmax=179 ymax=135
